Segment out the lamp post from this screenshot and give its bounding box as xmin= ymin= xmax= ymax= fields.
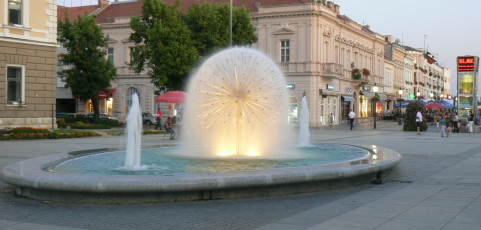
xmin=430 ymin=92 xmax=434 ymax=99
xmin=416 ymin=91 xmax=421 ymax=100
xmin=229 ymin=0 xmax=233 ymax=47
xmin=373 ymin=84 xmax=378 ymax=129
xmin=398 ymin=88 xmax=403 ymax=101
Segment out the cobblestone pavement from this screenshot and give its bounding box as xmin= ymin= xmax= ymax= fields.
xmin=1 ymin=121 xmax=481 ymax=229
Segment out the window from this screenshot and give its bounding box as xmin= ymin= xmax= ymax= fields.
xmin=8 ymin=0 xmax=22 ymax=25
xmin=323 ymin=42 xmax=329 ymax=62
xmin=126 ymin=87 xmax=140 ymax=113
xmin=340 ymin=48 xmax=345 ymax=66
xmin=6 ymin=65 xmax=24 ymax=104
xmin=108 ymin=48 xmax=114 ymax=65
xmin=347 ymin=50 xmax=351 ymax=67
xmin=334 ymin=46 xmax=338 ymax=63
xmin=280 ymin=40 xmax=290 ymax=62
xmin=129 ymin=47 xmax=137 ymax=73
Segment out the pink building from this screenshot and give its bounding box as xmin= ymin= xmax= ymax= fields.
xmin=252 ymin=1 xmax=386 ymax=126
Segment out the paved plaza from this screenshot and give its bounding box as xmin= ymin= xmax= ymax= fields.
xmin=1 ymin=121 xmax=481 ymax=230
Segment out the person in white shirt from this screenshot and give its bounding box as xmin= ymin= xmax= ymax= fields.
xmin=348 ymin=110 xmax=355 ymax=130
xmin=416 ymin=109 xmax=423 ymax=135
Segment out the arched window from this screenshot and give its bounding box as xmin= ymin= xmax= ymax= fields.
xmin=126 ymin=87 xmax=140 ymax=113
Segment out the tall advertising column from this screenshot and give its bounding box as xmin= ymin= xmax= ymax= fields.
xmin=457 ymin=56 xmax=479 ymax=122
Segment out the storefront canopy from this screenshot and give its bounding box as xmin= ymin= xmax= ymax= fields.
xmin=342 ymin=95 xmax=355 ymax=102
xmin=361 ymin=91 xmax=375 ymax=99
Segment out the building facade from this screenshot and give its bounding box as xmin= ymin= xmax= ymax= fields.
xmin=0 ymin=0 xmax=57 ymax=128
xmin=252 ymin=1 xmax=387 ymax=127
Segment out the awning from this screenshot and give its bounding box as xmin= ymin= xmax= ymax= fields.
xmin=378 ymin=93 xmax=387 ymax=101
xmin=361 ymin=91 xmax=375 ymax=99
xmin=342 ymin=95 xmax=355 ymax=102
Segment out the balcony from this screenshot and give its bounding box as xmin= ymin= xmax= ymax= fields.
xmin=278 ymin=62 xmax=289 ymax=72
xmin=320 ymin=63 xmax=343 ymax=79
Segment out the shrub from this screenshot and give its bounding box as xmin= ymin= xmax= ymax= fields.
xmin=403 ymin=101 xmax=427 ymax=131
xmin=0 ymin=127 xmax=100 ymax=140
xmin=351 ymin=68 xmax=361 ymax=80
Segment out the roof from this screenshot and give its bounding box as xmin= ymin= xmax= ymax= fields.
xmin=58 ymin=5 xmax=100 ymax=22
xmin=94 ymin=0 xmax=309 ymax=23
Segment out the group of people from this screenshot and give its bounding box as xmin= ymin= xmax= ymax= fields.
xmin=154 ymin=108 xmax=177 ymax=140
xmin=419 ymin=108 xmax=476 ymax=137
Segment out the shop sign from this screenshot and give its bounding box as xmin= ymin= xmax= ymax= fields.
xmin=286 ymin=84 xmax=295 ymax=89
xmin=326 ymin=84 xmax=334 ymax=90
xmin=458 ymin=57 xmax=475 ymax=72
xmin=346 ymin=87 xmax=352 ymax=92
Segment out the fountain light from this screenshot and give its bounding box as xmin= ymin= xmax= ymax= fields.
xmin=246 ymin=151 xmax=260 ymax=157
xmin=217 ymin=151 xmax=235 ymax=157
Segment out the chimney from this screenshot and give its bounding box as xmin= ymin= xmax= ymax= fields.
xmin=327 ymin=1 xmax=334 ymax=9
xmin=334 ymin=4 xmax=340 ymax=13
xmin=99 ymin=0 xmax=109 ymax=8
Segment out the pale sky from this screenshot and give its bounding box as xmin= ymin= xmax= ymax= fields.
xmin=337 ymin=0 xmax=481 ymax=96
xmin=59 ymin=0 xmax=481 ymax=95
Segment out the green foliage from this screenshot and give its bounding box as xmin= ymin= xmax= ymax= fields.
xmin=58 ymin=12 xmax=117 ymax=117
xmin=403 ymin=101 xmax=427 ymax=131
xmin=130 ymin=0 xmax=198 ymax=91
xmin=352 ymin=69 xmax=361 ymax=80
xmin=0 ymin=127 xmax=100 ymax=140
xmin=130 ymin=0 xmax=257 ymax=91
xmin=62 ymin=114 xmax=123 ymax=128
xmin=184 ymin=3 xmax=257 ymax=57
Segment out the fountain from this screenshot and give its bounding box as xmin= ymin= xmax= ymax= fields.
xmin=123 ymin=93 xmax=145 ymax=169
xmin=0 ymin=48 xmax=401 ymax=203
xmin=297 ymin=95 xmax=310 ymax=147
xmin=182 ymin=48 xmax=289 ymax=157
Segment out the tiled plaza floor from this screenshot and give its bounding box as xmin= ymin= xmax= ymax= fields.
xmin=1 ymin=120 xmax=480 ymax=229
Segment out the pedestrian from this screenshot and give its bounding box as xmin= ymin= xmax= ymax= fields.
xmin=446 ymin=122 xmax=451 ymax=137
xmin=155 ymin=108 xmax=162 ymax=130
xmin=468 ymin=111 xmax=474 ymax=133
xmin=440 ymin=119 xmax=446 ymax=138
xmin=348 ymin=109 xmax=355 ymax=130
xmin=452 ymin=112 xmax=459 ymax=133
xmin=416 ymin=108 xmax=423 ymax=135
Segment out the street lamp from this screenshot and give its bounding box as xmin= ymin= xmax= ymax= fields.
xmin=440 ymin=94 xmax=444 ymax=99
xmin=398 ymin=88 xmax=403 ymax=100
xmin=373 ymin=84 xmax=378 ymax=129
xmin=416 ymin=91 xmax=421 ymax=100
xmin=430 ymin=92 xmax=434 ymax=99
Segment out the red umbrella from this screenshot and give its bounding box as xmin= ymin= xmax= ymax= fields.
xmin=425 ymin=102 xmax=445 ymax=110
xmin=155 ymin=91 xmax=187 ymax=103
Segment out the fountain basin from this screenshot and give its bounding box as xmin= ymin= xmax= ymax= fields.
xmin=0 ymin=144 xmax=401 ymax=203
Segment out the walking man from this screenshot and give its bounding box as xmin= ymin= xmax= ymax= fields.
xmin=416 ymin=109 xmax=423 ymax=135
xmin=348 ymin=109 xmax=355 ymax=130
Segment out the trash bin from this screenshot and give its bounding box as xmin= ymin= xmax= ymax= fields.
xmin=398 ymin=118 xmax=403 ymax=125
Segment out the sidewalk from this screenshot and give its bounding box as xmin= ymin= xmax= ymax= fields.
xmin=1 ymin=120 xmax=481 ymax=229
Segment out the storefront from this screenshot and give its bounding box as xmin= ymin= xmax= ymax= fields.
xmin=341 ymin=95 xmax=355 ymax=122
xmin=320 ymin=95 xmax=339 ymax=126
xmin=288 ymin=96 xmax=298 ymax=124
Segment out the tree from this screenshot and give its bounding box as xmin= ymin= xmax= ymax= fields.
xmin=58 ymin=12 xmax=116 ymax=118
xmin=130 ymin=0 xmax=199 ymax=91
xmin=184 ymin=3 xmax=257 ymax=57
xmin=403 ymin=101 xmax=427 ymax=131
xmin=130 ymin=0 xmax=258 ymax=91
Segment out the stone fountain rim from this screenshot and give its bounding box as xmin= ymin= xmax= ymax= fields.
xmin=0 ymin=143 xmax=401 ymax=194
